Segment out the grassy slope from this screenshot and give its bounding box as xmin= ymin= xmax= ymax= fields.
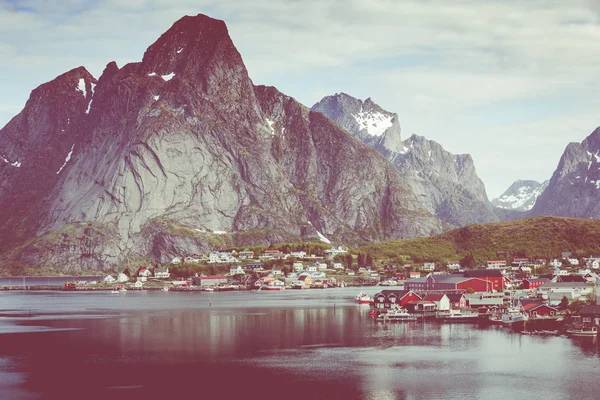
xmin=358 ymin=216 xmax=600 ymax=266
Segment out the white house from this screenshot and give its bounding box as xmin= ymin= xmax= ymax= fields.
xmin=209 ymin=252 xmax=238 ymax=264
xmin=137 ymin=268 xmax=153 ymax=282
xmin=423 ymin=293 xmax=450 ymax=311
xmin=184 ymin=256 xmax=202 ymax=264
xmin=117 ymin=273 xmax=129 ymax=283
xmin=447 ymin=262 xmax=460 ymax=271
xmin=423 ymin=262 xmax=435 ymax=272
xmin=103 ymin=275 xmax=116 ymax=283
xmin=332 ymin=262 xmax=344 ymax=270
xmin=550 ymin=259 xmax=563 ymax=268
xmin=553 ymin=266 xmax=569 ymax=276
xmin=271 ymin=266 xmax=284 ymax=276
xmin=290 ymin=251 xmax=307 ymax=258
xmin=487 ymin=260 xmax=507 ymax=269
xmin=568 ymin=258 xmax=580 ymax=266
xmin=587 ymin=259 xmax=600 ymax=269
xmin=171 ymin=257 xmax=182 ymax=265
xmin=537 ymin=282 xmax=594 ymax=303
xmin=292 ymin=262 xmax=304 ymax=272
xmin=154 ymin=267 xmax=170 ymax=279
xmin=229 ymin=265 xmax=245 ymax=275
xmin=317 ymin=262 xmax=328 ymax=271
xmin=306 ymin=264 xmax=318 ymax=272
xmin=324 ymin=247 xmax=347 ymax=259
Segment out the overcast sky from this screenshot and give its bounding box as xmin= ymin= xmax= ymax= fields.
xmin=1 ymin=0 xmax=600 ymax=198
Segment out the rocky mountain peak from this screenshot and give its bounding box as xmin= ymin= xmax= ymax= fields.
xmin=312 ymin=93 xmax=403 ymax=154
xmin=313 ymin=94 xmax=498 ymax=227
xmin=531 ymin=126 xmax=600 ymax=218
xmin=491 ymin=179 xmax=549 ymax=212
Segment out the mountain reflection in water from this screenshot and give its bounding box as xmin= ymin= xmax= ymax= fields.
xmin=0 ymin=289 xmax=599 ymax=400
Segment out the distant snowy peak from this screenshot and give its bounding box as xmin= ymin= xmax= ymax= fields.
xmin=311 ymin=93 xmax=403 ymax=154
xmin=352 ymin=107 xmax=394 ymax=137
xmin=492 ymin=180 xmax=549 ymax=211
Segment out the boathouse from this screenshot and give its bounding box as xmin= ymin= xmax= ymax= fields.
xmin=404 ymin=274 xmax=490 ymax=293
xmin=372 ymin=290 xmax=422 ymax=310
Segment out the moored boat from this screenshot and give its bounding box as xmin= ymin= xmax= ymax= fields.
xmin=439 ymin=311 xmax=479 ymax=323
xmin=355 ymin=292 xmax=371 ymax=304
xmin=566 ymin=326 xmax=598 ymax=338
xmin=501 ymin=307 xmax=528 ymax=325
xmin=376 ymin=307 xmax=417 ymax=322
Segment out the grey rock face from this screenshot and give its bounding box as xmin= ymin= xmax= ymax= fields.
xmin=491 ymin=180 xmax=549 ymax=211
xmin=312 ymin=94 xmax=498 ymax=227
xmin=0 ymin=14 xmax=444 ymax=274
xmin=531 ymin=127 xmax=600 ymax=218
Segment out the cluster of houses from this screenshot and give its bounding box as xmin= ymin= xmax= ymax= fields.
xmin=103 ymin=267 xmax=170 ymax=285
xmin=169 ymin=247 xmax=348 ymax=265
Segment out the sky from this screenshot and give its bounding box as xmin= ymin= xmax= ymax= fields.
xmin=1 ymin=0 xmax=600 ymax=198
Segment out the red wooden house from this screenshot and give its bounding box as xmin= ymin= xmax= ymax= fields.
xmin=522 ymin=277 xmax=550 ymax=290
xmin=463 ymin=270 xmax=505 ymax=291
xmin=405 ymin=274 xmax=490 ymax=293
xmin=518 ymin=299 xmax=558 ymax=318
xmin=372 ymin=290 xmax=422 ymax=310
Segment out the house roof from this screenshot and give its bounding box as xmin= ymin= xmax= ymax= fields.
xmin=556 ymin=275 xmax=586 ymax=283
xmin=464 ymin=270 xmax=504 ymax=277
xmin=201 ymin=275 xmax=227 ymax=280
xmin=579 ymin=305 xmax=600 ymax=316
xmin=446 ymin=293 xmax=465 ymax=302
xmin=375 ymin=290 xmax=421 ymax=300
xmin=523 ymin=278 xmax=550 ymax=284
xmin=423 ymin=293 xmax=446 ymax=301
xmin=538 ymin=282 xmax=590 ymax=289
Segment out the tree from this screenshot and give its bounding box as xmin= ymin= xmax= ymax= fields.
xmin=366 ymin=254 xmax=373 ymax=267
xmin=559 ymin=296 xmax=569 ymax=310
xmin=345 ymin=254 xmax=353 ymax=270
xmin=357 ymin=253 xmax=365 ymax=267
xmin=459 ymin=253 xmax=475 ymax=269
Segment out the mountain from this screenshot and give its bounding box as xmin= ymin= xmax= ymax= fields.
xmin=491 ymin=180 xmax=549 ymax=212
xmin=312 ymin=93 xmax=498 ymax=227
xmin=359 ymin=216 xmax=600 ymax=265
xmin=531 ymin=127 xmax=600 ymax=218
xmin=0 ymin=14 xmax=444 ymax=275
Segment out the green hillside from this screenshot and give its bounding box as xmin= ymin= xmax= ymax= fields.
xmin=359 ymin=216 xmax=600 ymax=266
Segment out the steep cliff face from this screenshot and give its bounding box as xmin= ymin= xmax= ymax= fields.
xmin=531 ymin=127 xmax=600 ymax=218
xmin=312 ymin=94 xmax=498 ymax=227
xmin=0 ymin=14 xmax=444 ymax=274
xmin=491 ymin=180 xmax=549 ymax=212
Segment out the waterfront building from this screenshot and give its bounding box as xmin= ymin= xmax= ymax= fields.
xmin=404 ymin=274 xmax=491 ymax=293
xmin=537 ymin=282 xmax=593 ymax=303
xmin=422 ymin=293 xmax=450 ymax=311
xmin=463 ymin=270 xmax=505 ymax=291
xmin=192 ymin=275 xmax=227 ymax=287
xmin=522 ymin=277 xmax=550 ymax=290
xmin=154 ymin=267 xmax=170 ymax=279
xmin=518 ymin=299 xmax=558 ymax=318
xmin=372 ymin=290 xmax=422 ymax=310
xmin=446 ymin=293 xmax=467 ymax=309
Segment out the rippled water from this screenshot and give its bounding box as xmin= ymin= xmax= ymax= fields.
xmin=0 ymin=288 xmax=599 ymax=400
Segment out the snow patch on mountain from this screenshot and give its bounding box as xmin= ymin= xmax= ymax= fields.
xmin=492 ymin=180 xmax=548 ymax=211
xmin=352 ymin=108 xmax=393 ymax=137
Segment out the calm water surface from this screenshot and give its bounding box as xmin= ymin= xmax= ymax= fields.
xmin=1 ymin=288 xmax=599 ymax=400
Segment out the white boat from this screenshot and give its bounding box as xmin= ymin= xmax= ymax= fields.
xmin=204 ymin=287 xmax=214 ymax=292
xmin=377 ymin=308 xmax=417 ymax=322
xmin=566 ymin=326 xmax=598 ymax=338
xmin=119 ymin=287 xmax=127 ymax=293
xmin=162 ymin=286 xmax=169 ymax=292
xmin=355 ymin=292 xmax=371 ymax=304
xmin=501 ymin=307 xmax=528 ymax=325
xmin=439 ymin=311 xmax=479 ymax=323
xmin=111 ymin=289 xmax=119 ymax=294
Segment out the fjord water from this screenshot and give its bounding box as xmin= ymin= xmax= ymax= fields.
xmin=0 ymin=289 xmax=599 ymax=400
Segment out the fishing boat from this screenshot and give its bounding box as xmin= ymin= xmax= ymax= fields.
xmin=376 ymin=307 xmax=417 ymax=322
xmin=111 ymin=286 xmax=120 ymax=294
xmin=566 ymin=326 xmax=598 ymax=338
xmin=439 ymin=310 xmax=479 ymax=323
xmin=355 ymin=292 xmax=371 ymax=304
xmin=501 ymin=306 xmax=528 ymax=325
